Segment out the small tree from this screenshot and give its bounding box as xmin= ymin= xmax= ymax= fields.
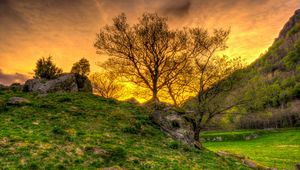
xmin=90 ymin=71 xmax=124 ymax=99
xmin=34 ymin=56 xmax=62 ymax=79
xmin=71 ymin=58 xmax=90 ymax=77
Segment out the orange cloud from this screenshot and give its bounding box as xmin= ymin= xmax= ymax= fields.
xmin=0 ymin=0 xmax=299 ymax=85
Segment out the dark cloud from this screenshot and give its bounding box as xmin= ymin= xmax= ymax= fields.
xmin=159 ymin=0 xmax=191 ymax=17
xmin=0 ymin=69 xmax=28 ymax=86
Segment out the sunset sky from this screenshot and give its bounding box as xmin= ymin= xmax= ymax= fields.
xmin=0 ymin=0 xmax=299 ymax=85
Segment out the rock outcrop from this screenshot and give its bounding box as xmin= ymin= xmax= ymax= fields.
xmin=23 ymin=73 xmax=92 ymax=94
xmin=276 ymin=9 xmax=300 ymax=40
xmin=271 ymin=9 xmax=300 ymax=61
xmin=7 ymin=97 xmax=30 ymax=105
xmin=151 ymin=106 xmax=195 ymax=146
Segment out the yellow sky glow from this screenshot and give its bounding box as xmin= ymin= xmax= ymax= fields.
xmin=0 ymin=0 xmax=299 ymax=85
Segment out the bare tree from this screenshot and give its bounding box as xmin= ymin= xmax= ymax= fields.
xmin=90 ymin=71 xmax=123 ymax=99
xmin=160 ymin=67 xmax=194 ymax=106
xmin=94 ymin=13 xmax=213 ymax=102
xmin=186 ymin=55 xmax=244 ymax=147
xmin=94 ymin=13 xmax=245 ymax=147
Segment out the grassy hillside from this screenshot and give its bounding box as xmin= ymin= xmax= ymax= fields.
xmin=0 ymin=90 xmax=248 ymax=169
xmin=203 ymin=129 xmax=300 ymax=170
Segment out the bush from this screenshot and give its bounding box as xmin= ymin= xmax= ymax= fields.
xmin=281 ymin=77 xmax=296 ymax=88
xmin=283 ymin=38 xmax=300 ymax=69
xmin=71 ymin=58 xmax=90 ymax=77
xmin=283 ymin=51 xmax=300 ymax=69
xmin=293 ymin=83 xmax=300 ymax=97
xmin=287 ymin=22 xmax=300 ymax=37
xmin=34 ymin=56 xmax=63 ymax=79
xmin=279 ymin=87 xmax=294 ymax=103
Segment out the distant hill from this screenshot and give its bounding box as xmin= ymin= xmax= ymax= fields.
xmin=213 ymin=9 xmax=300 ymax=129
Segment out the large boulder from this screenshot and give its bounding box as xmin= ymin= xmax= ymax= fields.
xmin=151 ymin=106 xmax=195 ymax=146
xmin=23 ymin=73 xmax=92 ymax=94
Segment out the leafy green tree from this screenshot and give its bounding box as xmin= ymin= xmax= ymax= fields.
xmin=71 ymin=58 xmax=90 ymax=77
xmin=34 ymin=56 xmax=63 ymax=79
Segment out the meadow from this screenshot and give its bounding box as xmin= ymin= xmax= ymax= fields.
xmin=0 ymin=90 xmax=248 ymax=169
xmin=203 ymin=129 xmax=300 ymax=170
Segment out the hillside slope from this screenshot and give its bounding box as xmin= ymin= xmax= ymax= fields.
xmin=216 ymin=9 xmax=300 ymax=129
xmin=0 ymin=90 xmax=248 ymax=169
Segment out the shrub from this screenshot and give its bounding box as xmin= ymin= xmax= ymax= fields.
xmin=283 ymin=51 xmax=300 ymax=69
xmin=281 ymin=77 xmax=296 ymax=88
xmin=71 ymin=58 xmax=90 ymax=77
xmin=293 ymin=83 xmax=300 ymax=97
xmin=9 ymin=83 xmax=23 ymax=91
xmin=34 ymin=56 xmax=63 ymax=79
xmin=279 ymin=87 xmax=294 ymax=103
xmin=287 ymin=22 xmax=300 ymax=37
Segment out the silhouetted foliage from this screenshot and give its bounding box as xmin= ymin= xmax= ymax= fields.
xmin=95 ymin=13 xmax=246 ymax=145
xmin=71 ymin=58 xmax=90 ymax=77
xmin=34 ymin=56 xmax=62 ymax=79
xmin=90 ymin=72 xmax=123 ymax=98
xmin=185 ymin=55 xmax=243 ymax=143
xmin=95 ymin=13 xmax=224 ymax=102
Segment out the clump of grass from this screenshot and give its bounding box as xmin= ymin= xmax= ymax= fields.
xmin=168 ymin=141 xmax=180 ymax=149
xmin=57 ymin=96 xmax=72 ymax=102
xmin=123 ymin=121 xmax=142 ymax=134
xmin=52 ymin=126 xmax=65 ymax=135
xmin=106 ymin=147 xmax=127 ymax=163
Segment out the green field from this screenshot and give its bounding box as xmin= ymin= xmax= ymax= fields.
xmin=203 ymin=129 xmax=300 ymax=170
xmin=0 ymin=91 xmax=249 ymax=169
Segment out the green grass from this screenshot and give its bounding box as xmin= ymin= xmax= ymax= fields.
xmin=204 ymin=129 xmax=300 ymax=170
xmin=0 ymin=90 xmax=248 ymax=169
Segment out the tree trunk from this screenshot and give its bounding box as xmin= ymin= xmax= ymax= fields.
xmin=194 ymin=128 xmax=200 ymax=141
xmin=152 ymin=81 xmax=159 ymax=103
xmin=193 ymin=128 xmax=203 ymax=149
xmin=152 ymin=91 xmax=159 ymax=102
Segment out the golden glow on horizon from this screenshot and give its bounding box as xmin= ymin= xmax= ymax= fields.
xmin=0 ymin=0 xmax=299 ymax=86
